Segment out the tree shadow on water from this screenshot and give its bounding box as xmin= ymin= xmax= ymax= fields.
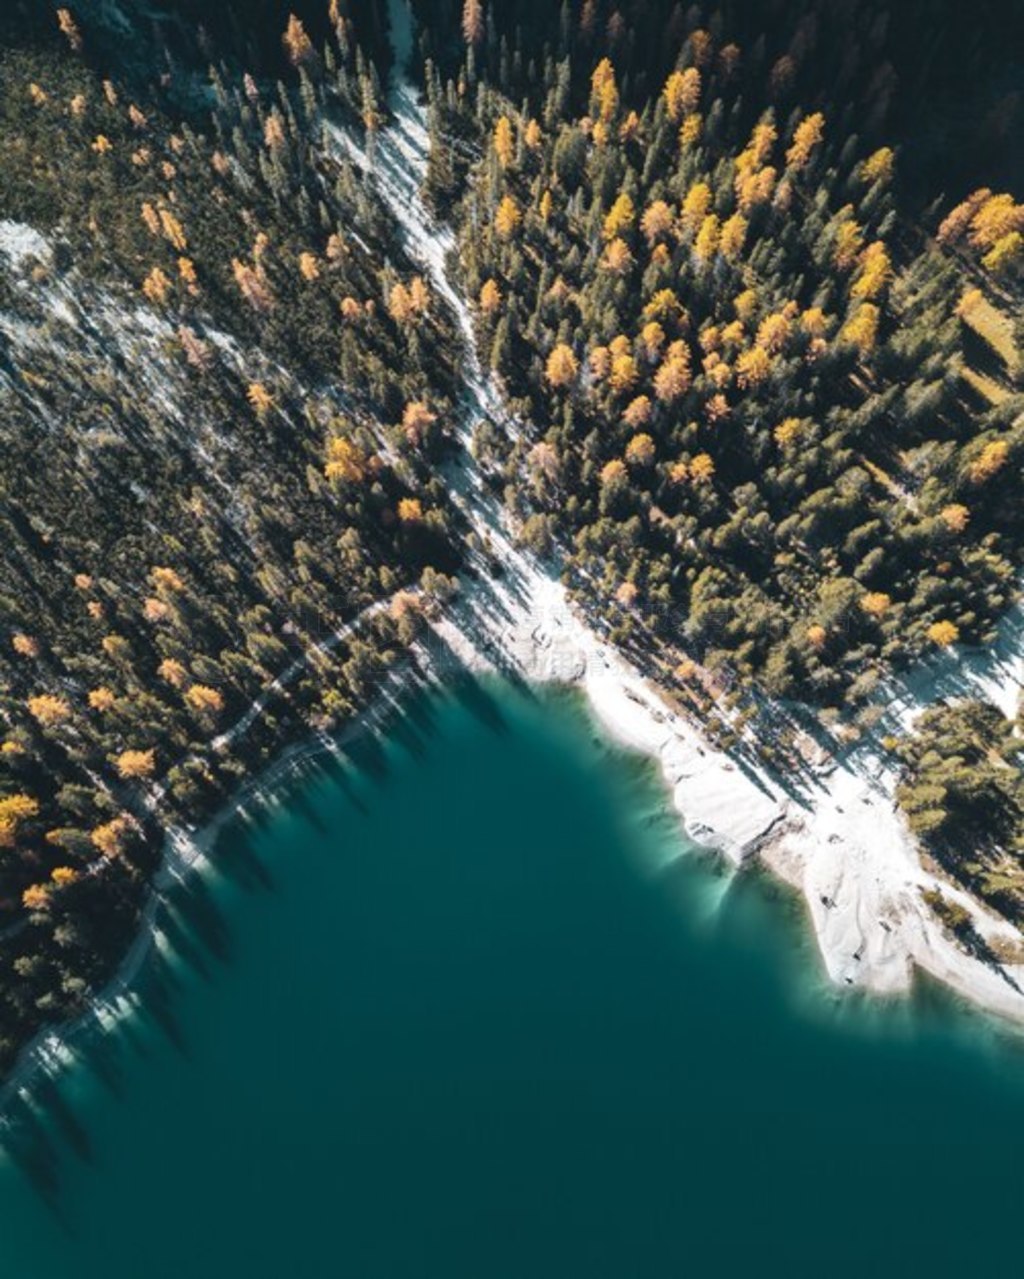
xmin=0 ymin=1095 xmax=72 ymax=1224
xmin=134 ymin=967 xmax=189 ymax=1061
xmin=212 ymin=826 xmax=275 ymax=895
xmin=311 ymin=748 xmax=371 ymax=817
xmin=27 ymin=1076 xmax=93 ymax=1167
xmin=339 ymin=728 xmax=392 ymax=785
xmin=169 ymin=876 xmax=233 ymax=968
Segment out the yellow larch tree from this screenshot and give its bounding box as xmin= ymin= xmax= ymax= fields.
xmin=719 ymin=213 xmax=748 ymax=261
xmin=623 ymin=396 xmax=652 ymax=428
xmin=968 ymin=193 xmax=1023 ymax=249
xmin=860 ymin=592 xmax=892 ymax=618
xmin=325 ymin=437 xmax=367 ymax=483
xmin=56 ymin=8 xmax=83 ymax=51
xmin=689 ymin=453 xmax=715 ymax=483
xmin=142 ymin=267 xmax=171 ymax=306
xmin=927 ymin=620 xmax=959 ymax=647
xmin=640 ymin=199 xmax=675 ymax=246
xmin=680 ymin=182 xmax=712 ymax=236
xmin=22 ymin=885 xmax=51 ymax=912
xmin=774 ymin=418 xmax=802 ymax=447
xmin=264 ymin=111 xmax=286 ymax=151
xmin=494 ymin=195 xmax=521 ymax=239
xmin=833 ymin=212 xmax=864 ymax=269
xmin=841 ymin=303 xmax=879 ymax=353
xmin=159 ymin=208 xmax=187 ymax=252
xmin=937 ymin=189 xmax=992 ymax=245
xmin=625 ymin=433 xmax=656 ymax=466
xmin=785 ymin=112 xmax=825 ymax=171
xmin=736 ymin=345 xmax=772 ymax=387
xmin=603 ymin=193 xmax=635 ymax=241
xmin=609 ymin=352 xmax=639 ymax=393
xmin=982 ymin=232 xmax=1022 ymax=275
xmin=968 ymin=439 xmax=1009 ymax=484
xmin=638 ymin=321 xmax=665 ymax=362
xmin=693 ymin=214 xmax=720 ymax=263
xmin=461 ymin=0 xmax=484 ymax=45
xmin=653 ymin=341 xmax=692 ymax=401
xmin=140 ymin=202 xmax=161 ymax=236
xmin=851 ymin=242 xmax=892 ymax=301
xmin=91 ymin=816 xmax=131 ymax=858
xmin=12 ymin=633 xmax=39 ymax=658
xmin=756 ymin=311 xmax=791 ymax=354
xmin=0 ymin=795 xmax=39 ymax=849
xmin=27 ymin=695 xmax=72 ymax=727
xmin=388 ymin=282 xmax=414 ymax=324
xmin=545 ymin=344 xmax=579 ymax=388
xmin=282 ymin=14 xmax=314 ymax=65
xmin=247 ymin=382 xmax=274 ymax=416
xmin=680 ymin=113 xmax=702 ymax=146
xmin=408 ymin=276 xmax=430 ymax=315
xmin=115 ymin=749 xmax=157 ymax=780
xmin=232 ymin=259 xmax=274 ymax=312
xmin=601 ymin=237 xmax=633 ymax=274
xmin=479 ymin=279 xmax=502 ymax=314
xmin=663 ymin=68 xmax=701 ymax=121
xmin=397 ymin=498 xmax=424 ymax=524
xmin=178 ymin=257 xmax=198 ymax=291
xmin=860 ymin=147 xmax=894 ymax=186
xmin=150 ymin=566 xmax=185 ymax=594
xmin=401 ymin=401 xmax=437 ymax=446
xmin=591 ymin=58 xmax=618 ymax=122
xmin=158 ymin=658 xmax=188 ymax=687
xmin=493 ymin=116 xmax=515 ymax=169
xmin=941 ymin=504 xmax=970 ymax=533
xmin=185 ymin=685 xmax=225 ymax=718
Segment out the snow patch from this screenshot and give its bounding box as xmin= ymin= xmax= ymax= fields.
xmin=0 ymin=221 xmax=51 ymax=270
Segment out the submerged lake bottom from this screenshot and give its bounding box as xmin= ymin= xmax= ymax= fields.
xmin=2 ymin=678 xmax=1024 ymax=1278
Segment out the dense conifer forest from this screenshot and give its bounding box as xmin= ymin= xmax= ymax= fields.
xmin=0 ymin=0 xmax=1020 ymax=1070
xmin=420 ymin=0 xmax=1024 ymax=709
xmin=0 ymin=0 xmax=460 ymax=1069
xmin=897 ymin=700 xmax=1024 ymax=937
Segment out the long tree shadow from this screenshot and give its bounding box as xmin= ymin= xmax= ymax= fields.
xmin=0 ymin=1095 xmax=68 ymax=1221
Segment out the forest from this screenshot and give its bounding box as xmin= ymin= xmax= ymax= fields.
xmin=896 ymin=700 xmax=1024 ymax=938
xmin=0 ymin=0 xmax=1021 ymax=1072
xmin=415 ymin=0 xmax=1024 ymax=712
xmin=0 ymin=1 xmax=461 ymax=1071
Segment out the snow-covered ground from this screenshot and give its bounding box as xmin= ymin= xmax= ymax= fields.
xmin=334 ymin=0 xmax=1024 ymax=1022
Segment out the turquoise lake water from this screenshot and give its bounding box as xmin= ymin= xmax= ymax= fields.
xmin=2 ymin=678 xmax=1024 ymax=1278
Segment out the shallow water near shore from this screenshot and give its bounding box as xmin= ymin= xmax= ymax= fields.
xmin=2 ymin=679 xmax=1024 ymax=1278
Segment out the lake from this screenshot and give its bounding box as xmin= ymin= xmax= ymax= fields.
xmin=2 ymin=678 xmax=1023 ymax=1278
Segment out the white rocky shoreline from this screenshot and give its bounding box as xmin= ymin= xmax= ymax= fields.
xmin=430 ymin=560 xmax=1024 ymax=1026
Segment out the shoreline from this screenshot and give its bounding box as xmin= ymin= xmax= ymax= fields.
xmin=0 ymin=663 xmax=416 ymax=1111
xmin=429 ymin=566 xmax=1024 ymax=1028
xmin=4 ymin=0 xmax=1023 ymax=1112
xmin=2 ymin=586 xmax=1022 ymax=1111
xmin=338 ymin=9 xmax=1024 ymax=1038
